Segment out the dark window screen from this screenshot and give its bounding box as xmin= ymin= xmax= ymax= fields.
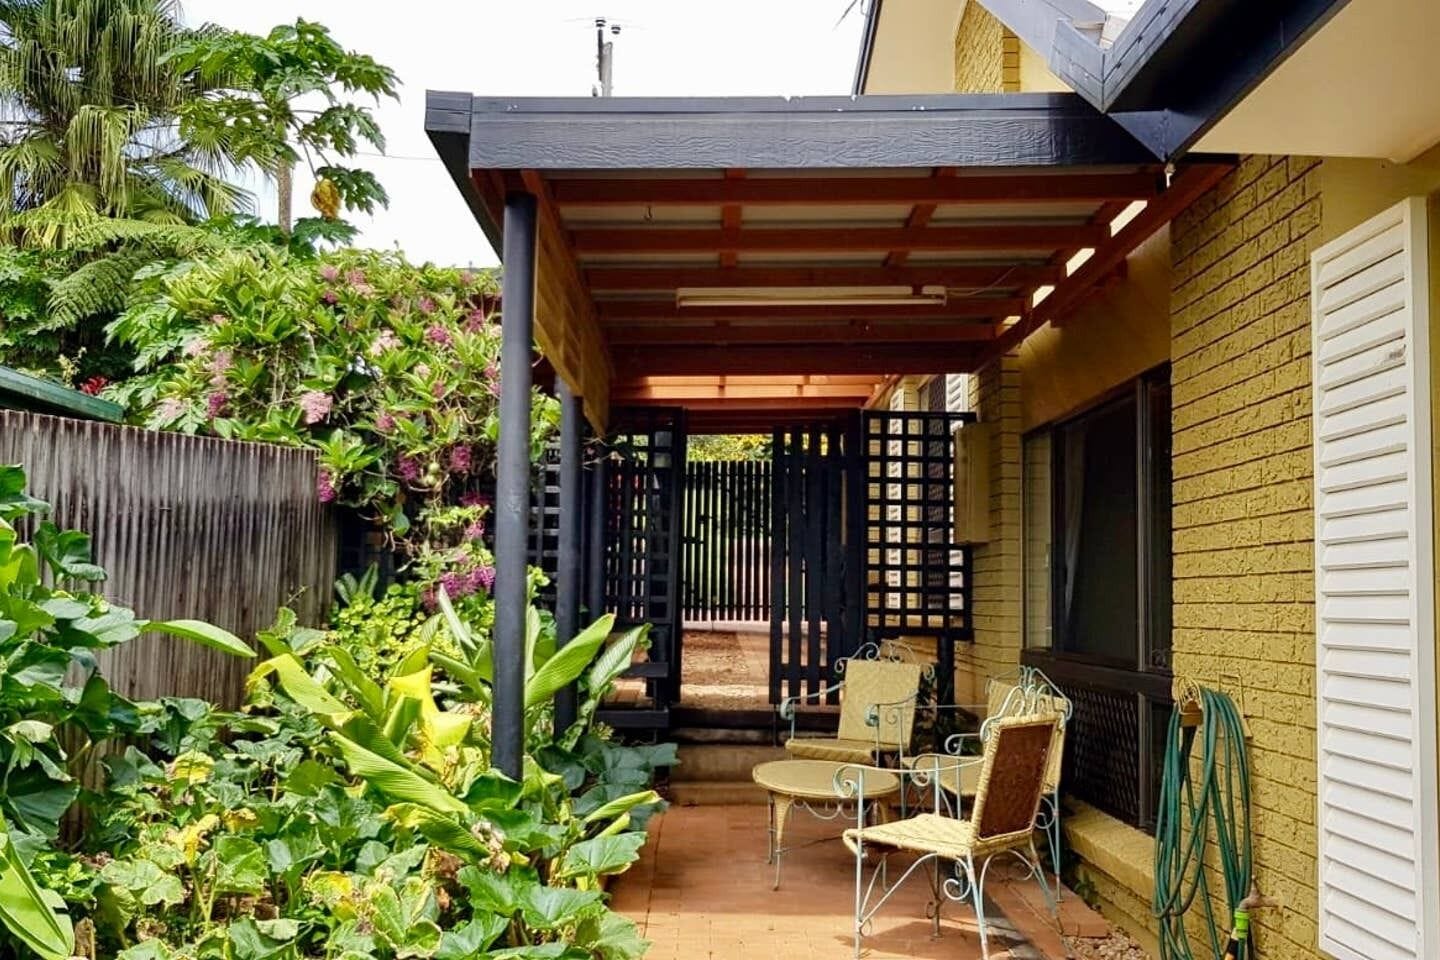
xmin=1056 ymin=396 xmax=1137 ymax=664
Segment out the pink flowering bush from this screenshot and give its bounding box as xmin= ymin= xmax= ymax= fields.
xmin=109 ymin=247 xmax=560 ymax=548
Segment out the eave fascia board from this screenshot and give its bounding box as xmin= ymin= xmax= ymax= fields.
xmin=423 ymin=89 xmax=502 ymax=254
xmin=461 ymin=93 xmax=1155 ymax=170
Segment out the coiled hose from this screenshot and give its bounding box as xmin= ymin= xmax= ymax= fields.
xmin=1153 ymin=688 xmax=1254 ymax=960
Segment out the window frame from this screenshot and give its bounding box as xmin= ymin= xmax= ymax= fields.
xmin=1021 ymin=364 xmax=1173 ymax=830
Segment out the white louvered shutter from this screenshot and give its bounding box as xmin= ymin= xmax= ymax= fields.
xmin=1313 ymin=197 xmax=1439 ymax=960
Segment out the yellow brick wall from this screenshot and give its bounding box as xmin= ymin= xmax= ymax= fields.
xmin=958 ymin=353 xmax=1024 ymax=703
xmin=952 ymin=2 xmax=1019 ymax=94
xmin=1170 ymin=155 xmax=1323 ymax=959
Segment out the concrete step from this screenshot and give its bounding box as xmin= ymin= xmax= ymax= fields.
xmin=672 ymin=743 xmax=786 ymax=782
xmin=670 ymin=780 xmax=769 ymax=806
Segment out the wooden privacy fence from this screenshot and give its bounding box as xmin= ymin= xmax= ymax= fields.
xmin=682 ymin=459 xmax=772 ymax=622
xmin=1 ymin=411 xmax=337 ymax=708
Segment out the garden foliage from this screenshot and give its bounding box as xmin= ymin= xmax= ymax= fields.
xmin=0 ymin=468 xmax=671 ymax=960
xmin=108 ymin=246 xmax=559 ymax=545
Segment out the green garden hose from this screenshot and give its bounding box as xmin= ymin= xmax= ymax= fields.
xmin=1153 ymin=687 xmax=1255 ymax=960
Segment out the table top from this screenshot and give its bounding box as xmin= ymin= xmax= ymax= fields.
xmin=752 ymin=759 xmax=901 ymax=800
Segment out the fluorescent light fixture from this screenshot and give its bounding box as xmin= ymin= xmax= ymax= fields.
xmin=675 ymin=285 xmax=948 ymax=308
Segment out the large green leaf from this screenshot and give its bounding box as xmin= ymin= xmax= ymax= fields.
xmin=255 ymin=653 xmax=350 ymax=715
xmin=0 ymin=828 xmax=73 ymax=960
xmin=327 ymin=733 xmax=469 ymax=816
xmin=582 ymin=910 xmax=650 ymax=960
xmin=581 ymin=790 xmax=661 ymax=827
xmin=523 ymin=614 xmax=615 ymax=711
xmin=0 ymin=466 xmax=48 ymax=522
xmin=457 ymin=865 xmax=519 ymax=917
xmin=323 ymin=644 xmax=385 ymax=719
xmin=436 ymin=916 xmax=507 ymax=959
xmin=384 ymin=803 xmax=491 ymax=862
xmin=212 ymin=835 xmax=267 ymax=895
xmin=518 ymin=885 xmax=603 ymax=931
xmin=143 ymin=619 xmax=253 ymax=658
xmin=586 ymin=625 xmax=649 ymax=695
xmin=557 ymin=833 xmax=646 ymax=878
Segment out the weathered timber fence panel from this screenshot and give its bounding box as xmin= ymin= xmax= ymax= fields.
xmin=0 ymin=411 xmax=337 ymax=708
xmin=681 ymin=459 xmax=771 ymax=622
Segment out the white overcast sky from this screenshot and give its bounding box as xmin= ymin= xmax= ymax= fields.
xmin=181 ymin=1 xmax=868 ymax=267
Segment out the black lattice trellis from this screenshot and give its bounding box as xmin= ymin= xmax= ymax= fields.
xmin=861 ymin=410 xmax=973 ymax=639
xmin=603 ymin=407 xmax=686 ymax=704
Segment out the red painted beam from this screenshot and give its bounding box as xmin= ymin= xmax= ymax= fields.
xmin=583 ymin=263 xmax=1063 ymax=291
xmin=603 ymin=321 xmax=996 ymax=345
xmin=613 ymin=343 xmax=981 ymax=377
xmin=596 ymin=300 xmax=1024 ymax=322
xmin=571 ymin=223 xmax=1107 ymax=255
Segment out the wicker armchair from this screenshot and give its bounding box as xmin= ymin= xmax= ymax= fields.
xmin=907 ymin=669 xmax=1072 ymax=897
xmin=778 ymin=642 xmax=932 ymax=765
xmin=840 ymin=710 xmax=1064 ymax=960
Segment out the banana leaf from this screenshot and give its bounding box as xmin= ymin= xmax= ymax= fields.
xmin=523 ymin=614 xmax=615 ymax=712
xmin=0 ymin=827 xmax=73 ymax=960
xmin=327 ymin=732 xmax=470 ymax=816
xmin=142 ymin=619 xmax=253 ymax=658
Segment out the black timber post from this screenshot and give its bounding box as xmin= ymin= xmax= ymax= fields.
xmin=494 ymin=191 xmax=537 ymax=781
xmin=554 ymin=379 xmax=582 ymax=732
xmin=586 ymin=450 xmax=607 ymax=623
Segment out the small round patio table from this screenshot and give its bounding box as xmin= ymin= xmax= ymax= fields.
xmin=752 ymin=759 xmax=901 ymax=890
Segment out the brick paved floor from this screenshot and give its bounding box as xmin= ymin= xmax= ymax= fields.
xmin=613 ymin=804 xmax=1086 ymax=959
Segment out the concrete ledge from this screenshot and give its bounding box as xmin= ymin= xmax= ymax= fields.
xmin=1063 ymin=799 xmax=1161 ymax=953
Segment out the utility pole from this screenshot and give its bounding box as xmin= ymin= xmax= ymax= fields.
xmin=593 ymin=17 xmax=621 ymax=97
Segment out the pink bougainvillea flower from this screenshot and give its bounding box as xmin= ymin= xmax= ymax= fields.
xmin=209 ymin=349 xmax=233 ymax=378
xmin=432 ymin=380 xmax=447 ymax=399
xmin=206 ymin=391 xmax=228 ymax=418
xmin=418 ymin=296 xmax=437 ymax=315
xmin=78 ymin=376 xmax=108 ymax=396
xmin=439 ymin=570 xmax=472 ymax=599
xmin=316 ymin=469 xmax=337 ymax=503
xmin=182 ymin=337 xmax=207 ymax=358
xmin=369 ymin=330 xmax=401 ymax=356
xmin=299 ymin=390 xmax=333 ymax=425
xmin=477 ymin=565 xmax=496 ymax=592
xmin=319 ymin=264 xmax=340 ymax=282
xmin=487 ymin=379 xmax=501 ymax=397
xmin=426 ymin=325 xmax=453 ymax=346
xmin=415 ymin=363 xmax=432 ymax=379
xmin=375 ymin=411 xmax=396 ymax=433
xmin=321 ymin=289 xmax=339 ymax=305
xmin=156 ymin=397 xmax=186 ymax=422
xmin=465 ymin=520 xmax=485 ymax=541
xmin=345 ymin=268 xmax=367 ymax=286
xmin=465 ymin=308 xmax=488 ymax=331
xmin=449 ymin=445 xmax=472 ymax=473
xmin=397 ymin=456 xmax=421 ymax=483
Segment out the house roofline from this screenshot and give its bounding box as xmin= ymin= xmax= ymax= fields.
xmin=850 ymin=0 xmax=884 ymax=95
xmin=979 ymin=0 xmax=1353 ymax=158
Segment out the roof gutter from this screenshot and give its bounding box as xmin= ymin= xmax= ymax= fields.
xmin=850 ymin=0 xmax=884 ymax=96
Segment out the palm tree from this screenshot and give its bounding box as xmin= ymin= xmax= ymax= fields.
xmin=0 ymin=0 xmax=249 ymax=245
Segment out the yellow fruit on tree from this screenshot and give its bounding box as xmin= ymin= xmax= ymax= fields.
xmin=311 ymin=178 xmax=341 ymax=220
